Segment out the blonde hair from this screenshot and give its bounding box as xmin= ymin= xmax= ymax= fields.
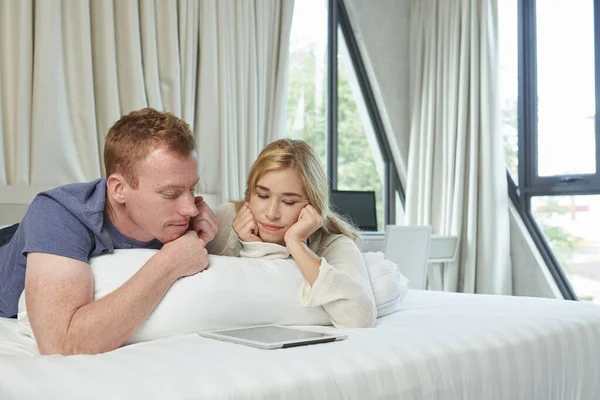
xmin=104 ymin=108 xmax=196 ymax=188
xmin=235 ymin=139 xmax=358 ymax=240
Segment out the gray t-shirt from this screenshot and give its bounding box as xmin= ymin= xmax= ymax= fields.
xmin=0 ymin=178 xmax=162 ymax=318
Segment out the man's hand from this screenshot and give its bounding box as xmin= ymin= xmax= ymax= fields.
xmin=284 ymin=204 xmax=323 ymax=247
xmin=232 ymin=203 xmax=262 ymax=242
xmin=161 ymin=230 xmax=209 ymax=278
xmin=189 ymin=196 xmax=218 ymax=244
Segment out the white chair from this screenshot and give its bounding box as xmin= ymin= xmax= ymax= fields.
xmin=428 ymin=235 xmax=460 ymax=264
xmin=383 ymin=225 xmax=432 ymax=290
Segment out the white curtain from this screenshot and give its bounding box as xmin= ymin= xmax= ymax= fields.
xmin=197 ymin=0 xmax=294 ymax=202
xmin=406 ymin=0 xmax=512 ymax=294
xmin=0 ymin=0 xmax=294 ymax=201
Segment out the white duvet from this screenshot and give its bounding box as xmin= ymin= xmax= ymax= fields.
xmin=1 ymin=290 xmax=600 ymax=400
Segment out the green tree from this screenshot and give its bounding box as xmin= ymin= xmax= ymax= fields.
xmin=286 ymin=48 xmax=383 ymax=229
xmin=336 ymin=61 xmax=383 ymax=227
xmin=286 ymin=48 xmax=326 ymax=163
xmin=534 ymin=197 xmax=581 ymax=270
xmin=500 ymin=99 xmax=580 ymax=271
xmin=501 ymin=98 xmax=519 ymax=181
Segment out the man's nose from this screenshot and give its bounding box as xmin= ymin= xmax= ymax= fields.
xmin=179 ymin=193 xmax=199 ymax=217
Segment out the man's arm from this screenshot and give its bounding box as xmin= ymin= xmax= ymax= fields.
xmin=26 ymin=231 xmax=207 ymax=355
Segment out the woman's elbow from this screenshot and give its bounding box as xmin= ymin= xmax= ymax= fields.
xmin=348 ymin=317 xmax=376 ymax=329
xmin=333 ymin=304 xmax=377 ymax=328
xmin=334 ymin=317 xmax=375 ymax=329
xmin=353 ymin=312 xmax=377 ymax=328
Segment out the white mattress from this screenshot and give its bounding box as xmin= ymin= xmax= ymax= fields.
xmin=1 ymin=290 xmax=599 ymax=399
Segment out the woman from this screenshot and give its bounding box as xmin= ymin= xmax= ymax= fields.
xmin=207 ymin=139 xmax=376 ymax=328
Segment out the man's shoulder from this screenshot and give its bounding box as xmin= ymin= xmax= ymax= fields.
xmin=39 ymin=178 xmax=106 ymax=206
xmin=20 ymin=184 xmax=107 ymax=263
xmin=32 ymin=178 xmax=107 ymax=219
xmin=24 ymin=178 xmax=107 ymax=240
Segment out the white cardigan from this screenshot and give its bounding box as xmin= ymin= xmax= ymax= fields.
xmin=206 ymin=202 xmax=377 ymax=328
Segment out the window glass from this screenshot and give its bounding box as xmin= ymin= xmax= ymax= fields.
xmin=336 ymin=27 xmax=384 ymax=230
xmin=531 ymin=195 xmax=600 ymax=303
xmin=286 ymin=0 xmax=328 ymax=165
xmin=498 ymin=0 xmax=519 ymax=183
xmin=536 ymin=1 xmax=596 ymax=177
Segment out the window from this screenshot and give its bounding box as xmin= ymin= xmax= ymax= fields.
xmin=535 ymin=1 xmax=596 ymax=178
xmin=531 ymin=195 xmax=600 ymax=302
xmin=336 ymin=28 xmax=385 ymax=229
xmin=286 ymin=0 xmax=402 ymax=231
xmin=498 ymin=0 xmax=519 ymax=184
xmin=503 ymin=0 xmax=600 ymax=301
xmin=286 ymin=0 xmax=327 ymax=164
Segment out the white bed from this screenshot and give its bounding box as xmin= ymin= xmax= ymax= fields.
xmin=1 ymin=290 xmax=599 ymax=399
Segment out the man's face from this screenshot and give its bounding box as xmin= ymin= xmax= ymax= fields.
xmin=247 ymin=168 xmax=309 ymax=245
xmin=122 ymin=147 xmax=199 ymax=243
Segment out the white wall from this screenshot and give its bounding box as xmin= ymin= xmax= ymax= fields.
xmin=509 ymin=205 xmax=563 ymax=298
xmin=0 ymin=186 xmax=54 ymax=226
xmin=343 ymin=0 xmax=411 ymax=184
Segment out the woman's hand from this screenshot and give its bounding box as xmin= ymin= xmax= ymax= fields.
xmin=284 ymin=204 xmax=323 ymax=247
xmin=232 ymin=203 xmax=262 ymax=242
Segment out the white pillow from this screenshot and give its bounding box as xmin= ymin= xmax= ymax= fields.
xmin=364 ymin=252 xmax=410 ymax=316
xmin=18 ymin=250 xmax=408 ymax=344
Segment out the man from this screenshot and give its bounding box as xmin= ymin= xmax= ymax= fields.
xmin=0 ymin=108 xmax=218 ymax=355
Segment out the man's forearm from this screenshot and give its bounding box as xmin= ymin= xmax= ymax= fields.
xmin=52 ymin=252 xmax=177 ymax=355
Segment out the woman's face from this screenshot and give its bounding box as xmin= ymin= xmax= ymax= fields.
xmin=248 ymin=168 xmax=310 ymax=245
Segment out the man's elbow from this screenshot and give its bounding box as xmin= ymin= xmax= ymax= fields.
xmin=38 ymin=344 xmax=73 ymax=356
xmin=37 ymin=336 xmax=113 ymax=356
xmin=37 ymin=341 xmax=79 ymax=356
xmin=37 ymin=338 xmax=72 ymax=356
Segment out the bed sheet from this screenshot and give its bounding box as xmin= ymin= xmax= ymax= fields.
xmin=1 ymin=290 xmax=599 ymax=400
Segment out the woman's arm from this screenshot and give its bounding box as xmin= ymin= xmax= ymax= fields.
xmin=205 ymin=203 xmax=242 ymax=257
xmin=283 ymin=205 xmax=376 ymax=328
xmin=299 ymin=235 xmax=377 ymax=329
xmin=285 ymin=240 xmax=321 ymax=285
xmin=283 ymin=205 xmax=322 ymax=284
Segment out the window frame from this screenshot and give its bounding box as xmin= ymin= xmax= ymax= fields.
xmin=514 ymin=0 xmax=600 ymax=300
xmin=326 ymin=0 xmax=404 ymax=227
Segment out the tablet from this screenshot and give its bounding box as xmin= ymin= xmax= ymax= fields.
xmin=197 ymin=325 xmax=348 ymax=349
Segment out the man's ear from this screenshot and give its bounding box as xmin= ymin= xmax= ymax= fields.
xmin=106 ymin=174 xmax=128 ymax=204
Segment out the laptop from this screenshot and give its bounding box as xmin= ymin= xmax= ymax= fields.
xmin=330 ymin=190 xmax=377 ymax=231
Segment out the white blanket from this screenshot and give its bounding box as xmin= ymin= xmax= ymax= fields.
xmin=2 ymin=290 xmax=600 ymax=400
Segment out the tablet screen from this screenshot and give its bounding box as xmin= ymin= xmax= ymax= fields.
xmin=217 ymin=326 xmax=328 ymax=343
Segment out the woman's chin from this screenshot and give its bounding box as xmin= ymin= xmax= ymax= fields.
xmin=258 ymin=230 xmax=284 ymax=245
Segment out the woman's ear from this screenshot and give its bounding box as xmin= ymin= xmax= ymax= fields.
xmin=106 ymin=174 xmax=128 ymax=204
